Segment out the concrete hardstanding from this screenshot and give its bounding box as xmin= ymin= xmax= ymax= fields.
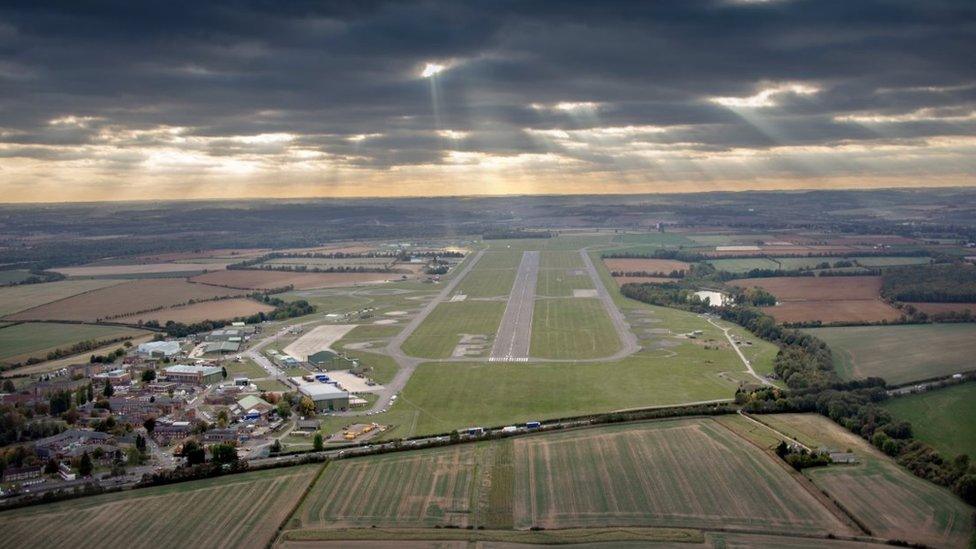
xmin=490 ymin=251 xmax=540 ymax=361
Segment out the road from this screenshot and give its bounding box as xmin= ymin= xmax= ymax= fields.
xmin=578 ymin=248 xmax=641 ymax=359
xmin=362 ymin=249 xmax=486 ymax=412
xmin=705 ymin=316 xmax=772 ymax=386
xmin=490 ymin=251 xmax=539 ymax=361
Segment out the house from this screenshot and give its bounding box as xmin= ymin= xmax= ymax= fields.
xmin=137 ymin=341 xmax=182 ymax=358
xmin=153 ymin=420 xmax=193 ymax=444
xmin=93 ymin=368 xmax=131 ymax=385
xmin=163 ymin=365 xmax=223 ymax=385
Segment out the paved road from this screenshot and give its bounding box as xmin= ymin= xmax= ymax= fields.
xmin=579 ymin=248 xmax=640 ymax=359
xmin=705 ymin=316 xmax=772 ymax=386
xmin=490 ymin=251 xmax=539 ymax=361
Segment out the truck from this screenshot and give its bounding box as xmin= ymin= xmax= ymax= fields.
xmin=525 ymin=421 xmax=541 ymax=429
xmin=464 ymin=427 xmax=485 ymax=436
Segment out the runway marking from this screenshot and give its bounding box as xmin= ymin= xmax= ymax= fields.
xmin=489 ymin=251 xmax=540 ymax=361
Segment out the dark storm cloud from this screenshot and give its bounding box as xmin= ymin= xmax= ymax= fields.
xmin=0 ymin=0 xmax=973 ymax=174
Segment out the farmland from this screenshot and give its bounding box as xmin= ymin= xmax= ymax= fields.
xmin=0 ymin=270 xmax=32 ymax=285
xmin=6 ymin=279 xmax=247 ymax=322
xmin=730 ymin=276 xmax=902 ymax=324
xmin=708 ymin=257 xmax=780 ymax=272
xmin=602 ymin=257 xmax=690 ymax=274
xmin=882 ymin=383 xmax=976 ymax=459
xmin=190 ymin=270 xmax=401 ymax=290
xmin=513 ymin=419 xmax=850 ymax=534
xmin=51 ymin=262 xmax=230 ymax=277
xmin=529 ymin=298 xmax=620 ymax=359
xmin=296 ymin=443 xmax=492 ymax=529
xmin=806 ymin=324 xmax=976 ymax=384
xmin=757 ymin=414 xmax=974 ymax=548
xmin=400 ymin=301 xmax=505 ymax=359
xmin=0 ymin=322 xmax=148 ymax=364
xmin=126 ymin=298 xmax=275 ymax=324
xmin=0 ymin=279 xmax=126 ymax=317
xmin=0 ymin=465 xmax=321 ymax=549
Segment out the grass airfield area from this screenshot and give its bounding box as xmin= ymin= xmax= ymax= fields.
xmin=882 ymin=383 xmax=976 ymax=459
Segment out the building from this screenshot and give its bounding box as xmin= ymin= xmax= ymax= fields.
xmin=308 ymin=350 xmax=339 ymax=368
xmin=298 ymin=382 xmax=350 ymax=412
xmin=202 ymin=341 xmax=240 ymax=354
xmin=1 ymin=465 xmax=42 ymax=483
xmin=93 ymin=369 xmax=131 ymax=385
xmin=237 ymin=395 xmax=274 ymax=419
xmin=32 ymin=429 xmax=115 ymax=460
xmin=137 ymin=341 xmax=182 ymax=358
xmin=153 ymin=420 xmax=192 ymax=444
xmin=163 ymin=365 xmax=223 ymax=385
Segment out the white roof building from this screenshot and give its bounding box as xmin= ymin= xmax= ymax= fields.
xmin=137 ymin=341 xmax=182 ymax=357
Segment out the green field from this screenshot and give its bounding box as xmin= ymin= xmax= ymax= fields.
xmin=758 ymin=414 xmax=974 ymax=548
xmin=708 ymin=258 xmax=779 ymax=272
xmin=455 ymin=268 xmax=517 ymax=298
xmin=530 ymin=298 xmax=619 ymax=359
xmin=0 ymin=465 xmax=320 ymax=549
xmin=400 ymin=301 xmax=505 ymax=358
xmin=853 ymin=256 xmax=932 ymax=267
xmin=534 ymin=269 xmax=593 ymax=297
xmin=0 ymin=322 xmax=147 ymax=364
xmin=475 ymin=250 xmax=524 ymax=269
xmin=0 ymin=270 xmax=32 ymax=285
xmin=805 ymin=324 xmax=976 ymax=385
xmin=882 ymin=383 xmax=976 ymax=459
xmin=222 ymin=359 xmax=268 ymax=379
xmin=0 ymin=279 xmax=126 ymax=317
xmin=610 ymin=232 xmax=695 ymax=247
xmin=513 ymin=419 xmax=848 ymax=533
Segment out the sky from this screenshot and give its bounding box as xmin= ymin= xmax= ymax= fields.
xmin=0 ymin=0 xmax=974 ymax=202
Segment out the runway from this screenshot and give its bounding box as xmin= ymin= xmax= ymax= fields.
xmin=489 ymin=251 xmax=540 ymax=361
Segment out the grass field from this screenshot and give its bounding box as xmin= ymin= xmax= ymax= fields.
xmin=0 ymin=322 xmax=147 ymax=364
xmin=529 ymin=298 xmax=619 ymax=359
xmin=0 ymin=465 xmax=320 ymax=549
xmin=538 ymin=250 xmax=584 ymax=270
xmin=730 ymin=276 xmax=902 ymax=324
xmin=296 ymin=443 xmax=494 ymax=529
xmin=758 ymin=414 xmax=974 ymax=548
xmin=127 ymin=298 xmax=275 ymax=324
xmin=474 ymin=251 xmax=524 ymax=270
xmin=882 ymin=383 xmax=976 ymax=459
xmin=806 ymin=324 xmax=976 ymax=385
xmin=513 ymin=419 xmax=850 ymax=534
xmin=610 ymin=232 xmax=695 ymax=247
xmin=190 ymin=270 xmax=400 ymax=290
xmin=0 ymin=279 xmax=126 ymax=317
xmin=603 ymin=258 xmax=690 ymax=274
xmin=6 ymin=279 xmax=247 ymax=322
xmin=400 ymin=301 xmax=505 ymax=359
xmin=455 ymin=268 xmax=517 ymax=298
xmin=535 ymin=269 xmax=593 ymax=297
xmin=853 ymin=256 xmax=932 ymax=267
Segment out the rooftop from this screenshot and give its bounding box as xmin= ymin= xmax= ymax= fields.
xmin=164 ymin=364 xmax=222 ymax=375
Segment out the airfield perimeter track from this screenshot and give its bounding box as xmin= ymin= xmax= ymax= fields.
xmin=490 ymin=251 xmax=540 ymax=361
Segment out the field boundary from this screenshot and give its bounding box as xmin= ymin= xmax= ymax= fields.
xmin=271 ymin=461 xmax=331 ymax=548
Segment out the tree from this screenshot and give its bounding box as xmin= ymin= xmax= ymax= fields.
xmin=276 ymin=400 xmax=292 ymax=419
xmin=103 ymin=380 xmax=114 ymax=397
xmin=86 ymin=383 xmax=94 ymax=402
xmin=313 ymin=433 xmax=323 ymax=451
xmin=211 ymin=443 xmax=238 ymax=465
xmin=1 ymin=380 xmax=14 ymax=393
xmin=450 ymin=430 xmax=460 ymax=443
xmin=298 ymin=396 xmax=316 ymax=417
xmin=221 ymin=366 xmax=228 ymax=379
xmin=182 ymin=440 xmax=206 ymax=466
xmin=44 ymin=458 xmax=59 ymax=475
xmin=143 ymin=417 xmax=156 ymax=436
xmin=141 ymin=369 xmax=156 ymax=383
xmin=269 ymin=439 xmax=282 ymax=454
xmin=79 ymin=451 xmax=93 ymax=477
xmin=216 ymin=409 xmax=229 ymax=428
xmin=135 ymin=434 xmax=147 ymax=453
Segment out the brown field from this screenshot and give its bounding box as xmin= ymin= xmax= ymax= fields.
xmin=603 ymin=258 xmax=690 ymax=274
xmin=909 ymin=302 xmax=976 ymax=315
xmin=825 ymin=235 xmax=917 ymax=246
xmin=135 ymin=248 xmax=270 ymax=262
xmin=758 ymin=414 xmax=974 ymax=548
xmin=730 ymin=276 xmax=883 ymax=301
xmin=613 ymin=276 xmax=674 ymax=286
xmin=191 ymin=269 xmax=401 ymax=290
xmin=6 ymin=279 xmax=246 ymax=322
xmin=127 ymin=298 xmax=275 ymax=324
xmin=731 ymin=276 xmax=901 ymax=323
xmin=513 ymin=419 xmax=851 ymax=534
xmin=0 ymin=465 xmax=319 ymax=549
xmin=52 ymin=262 xmax=230 ymax=277
xmin=761 ymin=300 xmax=902 ymax=324
xmin=0 ymin=280 xmax=127 ymax=317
